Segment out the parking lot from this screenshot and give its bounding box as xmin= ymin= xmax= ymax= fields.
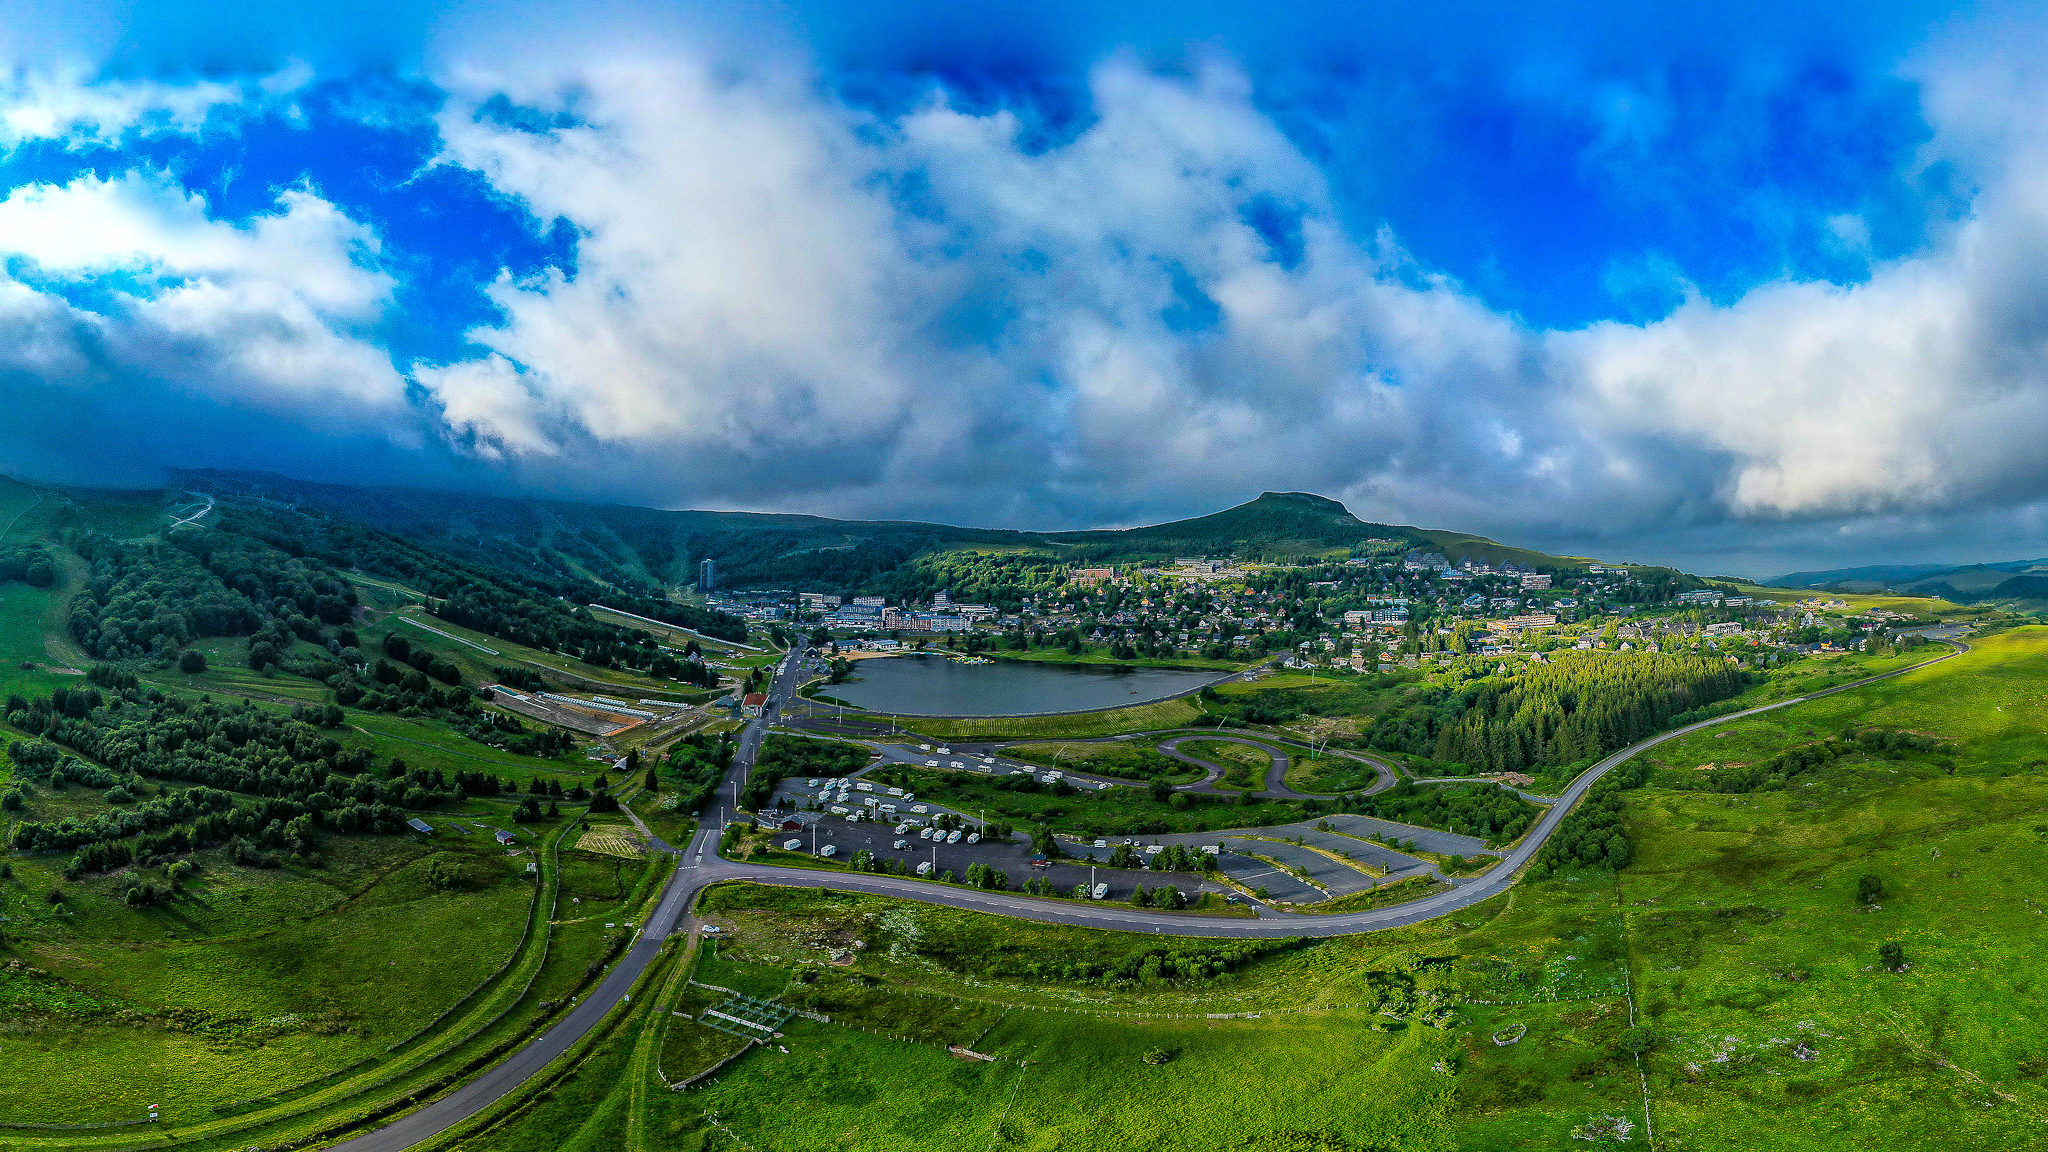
xmin=763 ymin=762 xmax=1487 ymax=907
xmin=765 ymin=813 xmax=1210 ymax=903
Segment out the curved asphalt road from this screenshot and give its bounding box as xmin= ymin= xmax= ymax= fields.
xmin=1154 ymin=732 xmax=1402 ymax=799
xmin=326 ymin=637 xmax=1964 ymax=1150
xmin=1156 ymin=733 xmax=1303 ymax=797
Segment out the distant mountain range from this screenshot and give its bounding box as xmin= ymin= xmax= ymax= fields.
xmin=174 ymin=471 xmax=1666 ymax=594
xmin=1771 ymin=557 xmax=2048 ymax=603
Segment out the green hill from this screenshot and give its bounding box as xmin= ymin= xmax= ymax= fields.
xmin=173 ymin=472 xmax=1643 ymax=593
xmin=1771 ymin=555 xmax=2048 ymax=604
xmin=1045 ymin=491 xmax=1423 ymax=556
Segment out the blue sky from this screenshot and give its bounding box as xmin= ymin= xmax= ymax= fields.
xmin=2 ymin=0 xmax=2046 ymax=576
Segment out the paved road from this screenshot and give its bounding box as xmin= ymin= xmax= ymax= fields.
xmin=327 ymin=641 xmax=813 ymax=1152
xmin=329 ymin=637 xmax=1965 ymax=1148
xmin=1154 ymin=732 xmax=1385 ymax=799
xmin=1156 ymin=734 xmax=1288 ymax=795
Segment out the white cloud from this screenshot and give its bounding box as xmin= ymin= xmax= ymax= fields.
xmin=421 ymin=58 xmax=1582 ymax=526
xmin=1560 ymin=57 xmax=2048 ymax=523
xmin=0 ymin=66 xmax=307 ymax=149
xmin=0 ymin=171 xmax=390 ymax=317
xmin=0 ymin=169 xmax=407 ymax=425
xmin=7 ymin=52 xmax=2048 ymax=573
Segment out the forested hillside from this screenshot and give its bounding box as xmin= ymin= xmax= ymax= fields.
xmin=58 ymin=506 xmax=737 ymax=685
xmin=1357 ymin=652 xmax=1752 ymax=774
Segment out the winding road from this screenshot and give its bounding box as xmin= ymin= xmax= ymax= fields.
xmin=327 ymin=636 xmax=1966 ymax=1150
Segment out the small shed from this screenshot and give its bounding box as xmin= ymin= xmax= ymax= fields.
xmin=495 ymin=830 xmax=517 ymax=846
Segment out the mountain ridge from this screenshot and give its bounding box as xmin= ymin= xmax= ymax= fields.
xmin=166 ymin=470 xmax=1641 ymax=592
xmin=1771 ymin=555 xmax=2048 ymax=603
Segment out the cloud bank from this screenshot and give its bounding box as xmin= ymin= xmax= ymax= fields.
xmin=1 ymin=19 xmax=2046 ymax=574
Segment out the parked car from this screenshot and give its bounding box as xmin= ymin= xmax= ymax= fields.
xmin=965 ymin=833 xmax=980 ymax=845
xmin=894 ymin=839 xmax=909 ymax=850
xmin=946 ymin=830 xmax=962 ymax=844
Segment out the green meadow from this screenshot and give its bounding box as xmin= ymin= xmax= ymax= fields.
xmin=457 ymin=627 xmax=2048 ymax=1152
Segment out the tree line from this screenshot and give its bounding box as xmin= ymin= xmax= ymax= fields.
xmin=0 ymin=544 xmax=56 ymax=587
xmin=1351 ymin=779 xmax=1536 ymax=845
xmin=1529 ymin=759 xmax=1650 ymax=877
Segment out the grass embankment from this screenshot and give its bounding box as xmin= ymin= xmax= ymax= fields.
xmin=459 ymin=879 xmax=1510 ymax=1151
xmin=1003 ymin=738 xmax=1204 ymax=784
xmin=894 ymin=695 xmax=1206 ymax=742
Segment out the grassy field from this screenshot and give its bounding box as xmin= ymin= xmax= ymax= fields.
xmin=0 ymin=835 xmax=534 ymax=1125
xmin=0 ymin=579 xmax=75 ymax=700
xmin=1285 ymin=749 xmax=1385 ymax=793
xmin=1447 ymin=626 xmax=2048 ymax=1150
xmin=1176 ymin=737 xmax=1271 ymax=790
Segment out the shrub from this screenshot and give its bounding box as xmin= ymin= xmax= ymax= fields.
xmin=178 ymin=649 xmax=208 ymax=674
xmin=1615 ymin=1025 xmax=1658 ymax=1055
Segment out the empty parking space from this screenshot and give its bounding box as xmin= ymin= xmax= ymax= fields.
xmin=1323 ymin=814 xmax=1493 ymax=857
xmin=1215 ymin=853 xmax=1322 ymax=903
xmin=1291 ymin=828 xmax=1425 ymax=875
xmin=1223 ymin=838 xmax=1376 ymax=897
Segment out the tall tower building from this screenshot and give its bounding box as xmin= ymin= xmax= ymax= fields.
xmin=699 ymin=558 xmax=716 ymax=592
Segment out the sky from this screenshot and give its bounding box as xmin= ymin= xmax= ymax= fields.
xmin=2 ymin=0 xmax=2048 ymax=577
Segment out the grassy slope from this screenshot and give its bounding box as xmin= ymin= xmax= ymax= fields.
xmin=1723 ymin=580 xmax=1966 ymax=615
xmin=1454 ymin=626 xmax=2048 ymax=1150
xmin=0 ymin=838 xmax=532 ymax=1123
xmin=0 ymin=509 xmax=611 ymax=1135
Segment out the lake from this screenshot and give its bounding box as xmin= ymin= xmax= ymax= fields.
xmin=823 ymin=654 xmax=1221 ymax=716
